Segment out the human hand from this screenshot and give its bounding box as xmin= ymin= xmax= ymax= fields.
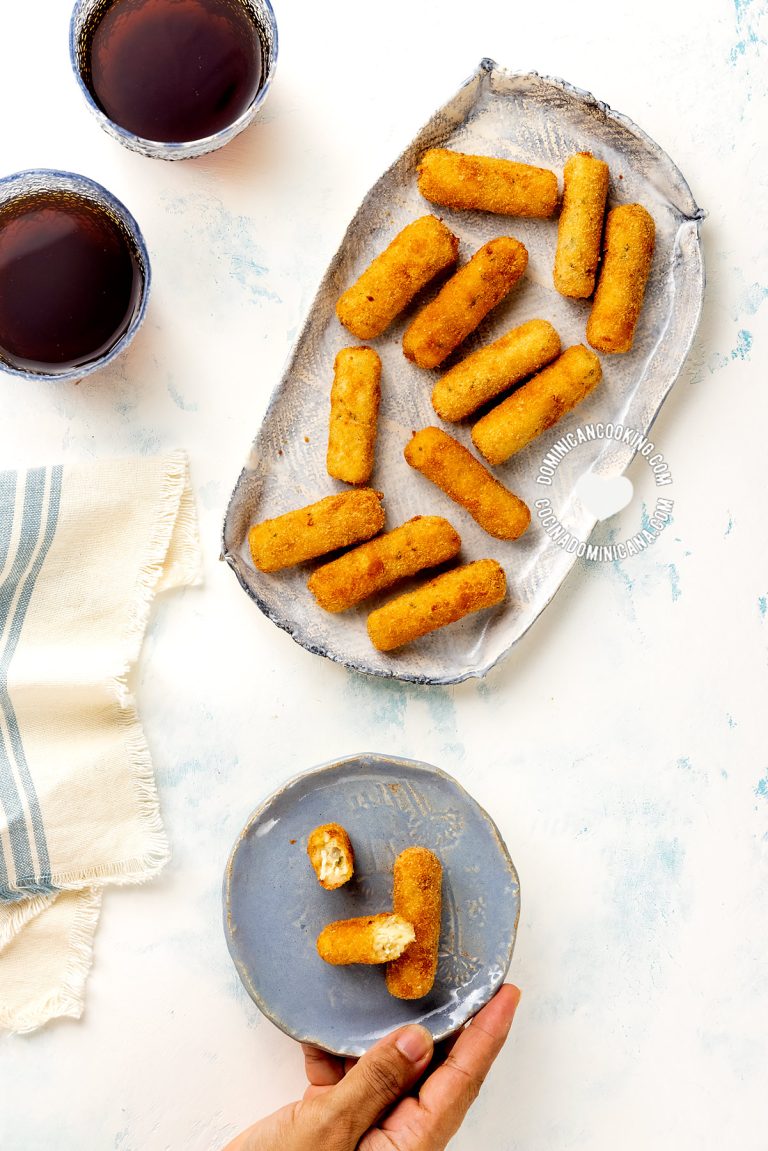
xmin=222 ymin=983 xmax=520 ymax=1151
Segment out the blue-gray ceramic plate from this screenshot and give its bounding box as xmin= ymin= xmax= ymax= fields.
xmin=223 ymin=753 xmax=520 ymax=1056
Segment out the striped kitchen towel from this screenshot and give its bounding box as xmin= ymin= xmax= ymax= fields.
xmin=0 ymin=452 xmax=200 ymax=1033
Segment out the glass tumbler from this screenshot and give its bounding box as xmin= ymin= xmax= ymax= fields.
xmin=0 ymin=169 xmax=150 ymax=383
xmin=69 ymin=0 xmax=279 ymax=160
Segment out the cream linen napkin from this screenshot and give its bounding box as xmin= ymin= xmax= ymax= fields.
xmin=0 ymin=452 xmax=200 ymax=1033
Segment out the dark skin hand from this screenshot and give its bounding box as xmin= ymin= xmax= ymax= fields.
xmin=223 ymin=983 xmax=520 ymax=1151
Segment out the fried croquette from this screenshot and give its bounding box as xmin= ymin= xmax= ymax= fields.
xmin=404 ymin=427 xmax=530 ymax=540
xmin=317 ymin=914 xmax=416 ymax=965
xmin=308 ymin=515 xmax=461 ymax=613
xmin=307 ymin=823 xmax=355 ymax=890
xmin=386 ymin=847 xmax=442 ymax=1000
xmin=586 ymin=203 xmax=656 ymax=353
xmin=248 ymin=489 xmax=385 ymax=573
xmin=431 ymin=318 xmax=561 ymax=422
xmin=327 ymin=347 xmax=381 ymax=485
xmin=367 ymin=559 xmax=506 ymax=652
xmin=417 ymin=148 xmax=558 ymax=218
xmin=471 ymin=345 xmax=602 ymax=465
xmin=402 ymin=237 xmax=528 ymax=370
xmin=553 ymin=152 xmax=610 ymax=299
xmin=336 ymin=215 xmax=459 ymax=340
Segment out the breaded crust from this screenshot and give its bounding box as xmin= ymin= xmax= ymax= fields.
xmin=402 ymin=237 xmax=528 ymax=370
xmin=308 ymin=515 xmax=461 ymax=613
xmin=553 ymin=152 xmax=610 ymax=299
xmin=586 ymin=203 xmax=656 ymax=353
xmin=404 ymin=427 xmax=530 ymax=541
xmin=386 ymin=847 xmax=443 ymax=1000
xmin=432 ymin=318 xmax=561 ymax=422
xmin=336 ymin=215 xmax=459 ymax=341
xmin=367 ymin=559 xmax=506 ymax=652
xmin=417 ymin=148 xmax=559 ymax=218
xmin=317 ymin=914 xmax=415 ymax=965
xmin=327 ymin=347 xmax=382 ymax=485
xmin=248 ymin=489 xmax=385 ymax=573
xmin=471 ymin=345 xmax=602 ymax=465
xmin=306 ymin=823 xmax=355 ymax=890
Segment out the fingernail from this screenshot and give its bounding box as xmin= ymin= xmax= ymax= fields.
xmin=395 ymin=1024 xmax=433 ymax=1064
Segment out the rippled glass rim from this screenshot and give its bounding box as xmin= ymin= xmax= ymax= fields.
xmin=0 ymin=168 xmax=151 ymax=383
xmin=68 ymin=0 xmax=279 ymax=160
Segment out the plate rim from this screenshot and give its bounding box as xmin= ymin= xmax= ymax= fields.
xmin=222 ymin=751 xmax=521 ymax=1055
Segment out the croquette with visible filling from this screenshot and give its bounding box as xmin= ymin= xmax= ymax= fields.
xmin=307 ymin=823 xmax=355 ymax=890
xmin=317 ymin=914 xmax=416 ymax=965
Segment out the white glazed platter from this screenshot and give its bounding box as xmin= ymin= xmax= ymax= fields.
xmin=222 ymin=60 xmax=705 ymax=684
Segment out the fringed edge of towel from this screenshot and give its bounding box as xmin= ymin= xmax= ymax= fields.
xmin=0 ymin=888 xmax=102 ymax=1035
xmin=99 ymin=449 xmax=202 ymax=888
xmin=117 ymin=450 xmax=202 ymax=702
xmin=109 ymin=708 xmax=172 ymax=884
xmin=163 ymin=460 xmax=203 ymax=592
xmin=35 ymin=708 xmax=173 ymax=890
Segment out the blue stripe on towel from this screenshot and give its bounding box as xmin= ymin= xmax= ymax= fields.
xmin=0 ymin=466 xmax=63 ymax=891
xmin=0 ymin=467 xmax=62 ymax=896
xmin=0 ymin=468 xmax=44 ymax=633
xmin=0 ymin=470 xmax=44 ymax=889
xmin=0 ymin=470 xmax=16 ymax=574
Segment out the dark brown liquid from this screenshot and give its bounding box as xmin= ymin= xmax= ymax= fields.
xmin=85 ymin=0 xmax=264 ymax=143
xmin=0 ymin=192 xmax=142 ymax=373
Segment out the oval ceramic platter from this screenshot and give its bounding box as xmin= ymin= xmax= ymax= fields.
xmin=223 ymin=753 xmax=520 ymax=1056
xmin=222 ymin=60 xmax=704 ymax=684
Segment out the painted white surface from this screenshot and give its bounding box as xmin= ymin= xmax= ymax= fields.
xmin=0 ymin=0 xmax=766 ymax=1147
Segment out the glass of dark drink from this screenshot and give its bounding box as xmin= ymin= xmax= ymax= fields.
xmin=0 ymin=170 xmax=150 ymax=383
xmin=70 ymin=0 xmax=278 ymax=160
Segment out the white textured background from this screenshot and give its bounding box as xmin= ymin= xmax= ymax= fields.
xmin=0 ymin=1 xmax=766 ymax=1148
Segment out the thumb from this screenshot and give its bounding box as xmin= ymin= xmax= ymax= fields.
xmin=318 ymin=1025 xmax=433 ymax=1143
